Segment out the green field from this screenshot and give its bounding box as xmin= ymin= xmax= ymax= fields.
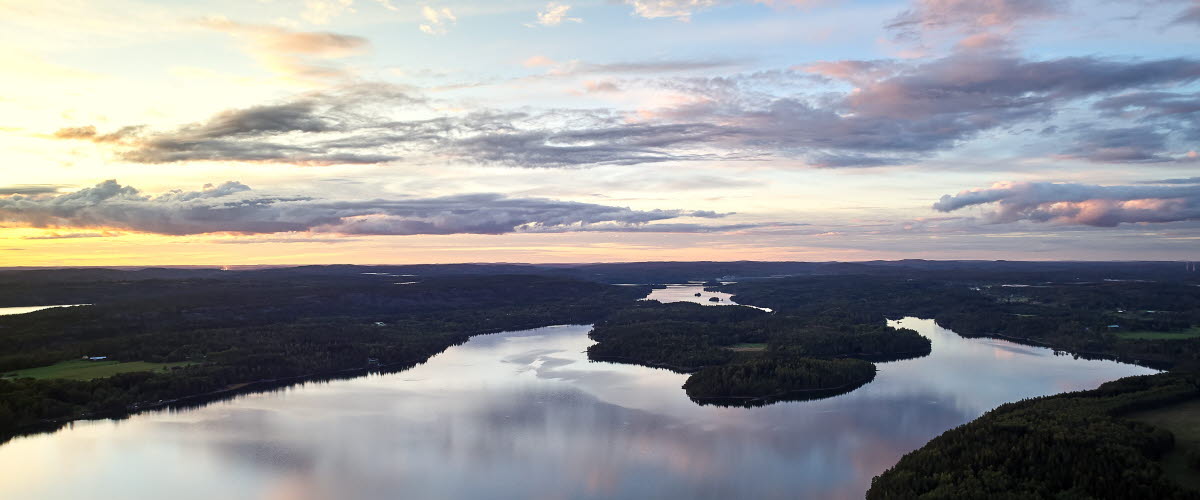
xmin=727 ymin=343 xmax=768 ymax=352
xmin=1115 ymin=327 xmax=1200 ymax=340
xmin=1127 ymin=398 xmax=1200 ymax=492
xmin=3 ymin=360 xmax=195 ymax=381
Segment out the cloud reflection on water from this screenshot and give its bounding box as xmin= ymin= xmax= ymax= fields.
xmin=0 ymin=304 xmax=1157 ymax=500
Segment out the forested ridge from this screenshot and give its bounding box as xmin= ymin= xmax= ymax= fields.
xmin=867 ymin=371 xmax=1200 ymax=499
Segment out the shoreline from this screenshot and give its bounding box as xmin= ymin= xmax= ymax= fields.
xmin=0 ymin=321 xmax=597 ymax=444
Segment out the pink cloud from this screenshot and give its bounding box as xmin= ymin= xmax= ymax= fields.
xmin=888 ymin=0 xmax=1063 ymax=41
xmin=933 ymin=181 xmax=1200 ymax=227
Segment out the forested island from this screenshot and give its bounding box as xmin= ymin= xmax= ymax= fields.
xmin=586 ymin=301 xmax=929 ymax=404
xmin=682 ymin=357 xmax=876 ymax=405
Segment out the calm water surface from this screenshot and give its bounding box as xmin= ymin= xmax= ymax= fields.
xmin=0 ymin=286 xmax=1156 ymax=499
xmin=643 ymin=284 xmax=772 ymax=311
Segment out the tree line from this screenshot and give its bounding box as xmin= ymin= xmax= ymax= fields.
xmin=867 ymin=371 xmax=1200 ymax=499
xmin=0 ymin=273 xmax=647 ymax=439
xmin=723 ymin=276 xmax=1200 ymax=371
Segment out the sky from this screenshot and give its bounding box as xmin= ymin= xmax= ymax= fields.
xmin=0 ymin=0 xmax=1198 ymax=266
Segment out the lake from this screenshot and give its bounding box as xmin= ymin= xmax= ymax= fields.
xmin=643 ymin=284 xmax=772 ymax=311
xmin=0 ymin=286 xmax=1156 ymax=499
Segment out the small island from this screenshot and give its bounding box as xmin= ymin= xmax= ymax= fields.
xmin=683 ymin=357 xmax=876 ymax=406
xmin=587 ymin=301 xmax=931 ymax=406
xmin=708 ymin=297 xmax=721 ymax=302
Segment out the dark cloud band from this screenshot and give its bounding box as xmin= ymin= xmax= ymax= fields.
xmin=0 ymin=180 xmax=749 ymax=236
xmin=934 ymin=181 xmax=1200 ymax=227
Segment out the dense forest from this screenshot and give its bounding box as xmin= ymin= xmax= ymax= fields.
xmin=722 ymin=275 xmax=1200 ymax=370
xmin=867 ymin=371 xmax=1200 ymax=499
xmin=0 ymin=271 xmax=647 ymax=439
xmin=682 ymin=357 xmax=876 ymax=405
xmin=586 ymin=301 xmax=930 ymax=404
xmin=586 ymin=302 xmax=767 ymax=371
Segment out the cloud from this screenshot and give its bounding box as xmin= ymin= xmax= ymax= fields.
xmin=52 ymin=126 xmax=102 ymax=140
xmin=887 ymin=0 xmax=1064 ymax=40
xmin=517 ymin=221 xmax=794 ymax=233
xmin=1093 ymin=91 xmax=1200 ymax=142
xmin=21 ymin=232 xmax=114 ymax=240
xmin=530 ymin=58 xmax=743 ymax=76
xmin=531 ymin=2 xmax=581 ymax=26
xmin=1059 ymin=126 xmax=1175 ymax=163
xmin=444 ymin=122 xmax=737 ymax=167
xmin=0 ymin=180 xmax=753 ymax=236
xmin=806 ymin=154 xmax=910 ymax=168
xmin=818 ymin=53 xmax=1200 ymax=115
xmin=52 ymin=125 xmax=140 ymax=142
xmin=933 ymin=181 xmax=1200 ymax=227
xmin=54 ymin=84 xmax=421 ymax=165
xmin=1094 ymin=90 xmax=1200 ymax=116
xmin=1172 ymin=1 xmax=1200 ymax=26
xmin=419 ymin=6 xmax=457 ymax=35
xmin=372 ymin=0 xmax=401 ymax=12
xmin=1137 ymin=176 xmax=1200 ymax=185
xmin=625 ymin=0 xmax=720 ymax=20
xmin=622 ymin=0 xmax=822 ymax=20
xmin=52 ymin=85 xmax=733 ymax=168
xmin=802 ymin=59 xmax=900 ymax=87
xmin=575 ymin=60 xmax=740 ymax=74
xmin=1077 ymin=90 xmax=1200 ymax=162
xmin=198 ymin=17 xmax=368 ymax=80
xmin=0 ymin=185 xmax=68 ymax=196
xmin=51 ymin=50 xmax=1200 ymax=168
xmin=582 ymin=80 xmax=621 ymax=93
xmin=301 ymin=0 xmax=357 ymax=25
xmin=523 ymin=55 xmax=558 ymax=68
xmin=678 ymin=51 xmax=1200 ymax=165
xmin=209 ymin=235 xmax=359 ymax=244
